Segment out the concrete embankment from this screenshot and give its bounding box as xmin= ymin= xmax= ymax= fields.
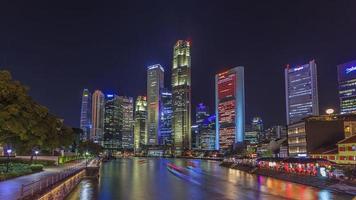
xmin=220 ymin=162 xmax=356 ymax=196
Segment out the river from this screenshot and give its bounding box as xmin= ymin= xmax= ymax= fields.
xmin=66 ymin=158 xmax=354 ymax=200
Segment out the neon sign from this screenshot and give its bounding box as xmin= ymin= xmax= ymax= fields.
xmin=346 ymin=66 xmax=356 ymax=74
xmin=107 ymin=94 xmax=114 ymax=98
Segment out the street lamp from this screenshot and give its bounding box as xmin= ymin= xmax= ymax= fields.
xmin=85 ymin=151 xmax=90 ymax=167
xmin=6 ymin=149 xmax=12 ymax=173
xmin=35 ymin=150 xmax=39 ymax=161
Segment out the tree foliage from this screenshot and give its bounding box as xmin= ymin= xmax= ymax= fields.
xmin=78 ymin=141 xmax=103 ymax=156
xmin=0 ymin=70 xmax=74 ymax=154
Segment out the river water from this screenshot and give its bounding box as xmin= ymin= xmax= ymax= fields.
xmin=66 ymin=158 xmax=354 ymax=200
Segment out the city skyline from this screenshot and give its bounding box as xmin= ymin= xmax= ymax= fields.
xmin=1 ymin=1 xmax=356 ymax=129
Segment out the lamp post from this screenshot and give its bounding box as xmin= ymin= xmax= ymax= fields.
xmin=85 ymin=151 xmax=90 ymax=167
xmin=6 ymin=149 xmax=12 ymax=173
xmin=35 ymin=150 xmax=39 ymax=161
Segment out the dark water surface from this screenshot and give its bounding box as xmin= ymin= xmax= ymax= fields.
xmin=66 ymin=158 xmax=354 ymax=200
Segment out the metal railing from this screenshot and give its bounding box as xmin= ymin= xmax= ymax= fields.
xmin=19 ymin=164 xmax=85 ymax=199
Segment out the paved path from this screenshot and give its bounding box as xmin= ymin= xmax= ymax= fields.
xmin=0 ymin=160 xmax=85 ymax=200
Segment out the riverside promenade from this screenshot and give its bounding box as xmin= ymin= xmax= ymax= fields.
xmin=0 ymin=160 xmax=86 ymax=200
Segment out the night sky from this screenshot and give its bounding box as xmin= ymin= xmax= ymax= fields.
xmin=1 ymin=1 xmax=356 ymax=128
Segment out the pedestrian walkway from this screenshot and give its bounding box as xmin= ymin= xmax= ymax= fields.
xmin=0 ymin=160 xmax=85 ymax=200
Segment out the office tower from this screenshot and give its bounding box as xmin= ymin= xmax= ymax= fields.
xmin=160 ymin=89 xmax=173 ymax=146
xmin=251 ymin=117 xmax=264 ymax=142
xmin=245 ymin=125 xmax=258 ymax=145
xmin=215 ymin=67 xmax=245 ymax=151
xmin=338 ymin=60 xmax=356 ymax=114
xmin=134 ymin=96 xmax=147 ymax=150
xmin=104 ymin=94 xmax=121 ymax=150
xmin=91 ymin=90 xmax=105 ymax=144
xmin=172 ymin=40 xmax=191 ymax=153
xmin=80 ymin=89 xmax=91 ymax=141
xmin=200 ymin=114 xmax=216 ymax=151
xmin=147 ymin=64 xmax=164 ymax=145
xmin=196 ymin=103 xmax=210 ymax=125
xmin=285 ymin=60 xmax=319 ymax=125
xmin=193 ymin=103 xmax=210 ymax=149
xmin=118 ymin=96 xmax=134 ymax=149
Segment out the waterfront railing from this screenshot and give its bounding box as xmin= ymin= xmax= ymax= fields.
xmin=19 ymin=164 xmax=85 ymax=199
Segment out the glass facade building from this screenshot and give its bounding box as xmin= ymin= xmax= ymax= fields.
xmin=200 ymin=115 xmax=216 ymax=151
xmin=134 ymin=96 xmax=147 ymax=150
xmin=215 ymin=67 xmax=245 ymax=151
xmin=80 ymin=89 xmax=91 ymax=141
xmin=104 ymin=94 xmax=121 ymax=150
xmin=338 ymin=60 xmax=356 ymax=114
xmin=160 ymin=89 xmax=173 ymax=146
xmin=285 ymin=60 xmax=319 ymax=125
xmin=172 ymin=40 xmax=191 ymax=153
xmin=118 ymin=96 xmax=134 ymax=149
xmin=147 ymin=64 xmax=164 ymax=145
xmin=91 ymin=90 xmax=105 ymax=144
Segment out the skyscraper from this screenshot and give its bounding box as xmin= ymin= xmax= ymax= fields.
xmin=160 ymin=89 xmax=173 ymax=146
xmin=118 ymin=96 xmax=134 ymax=149
xmin=91 ymin=90 xmax=105 ymax=144
xmin=285 ymin=60 xmax=319 ymax=124
xmin=172 ymin=40 xmax=191 ymax=153
xmin=134 ymin=96 xmax=147 ymax=150
xmin=215 ymin=67 xmax=245 ymax=151
xmin=80 ymin=89 xmax=91 ymax=141
xmin=338 ymin=60 xmax=356 ymax=114
xmin=193 ymin=103 xmax=210 ymax=149
xmin=147 ymin=64 xmax=164 ymax=145
xmin=104 ymin=94 xmax=121 ymax=150
xmin=200 ymin=115 xmax=216 ymax=151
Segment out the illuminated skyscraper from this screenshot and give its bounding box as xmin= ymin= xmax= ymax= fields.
xmin=200 ymin=114 xmax=216 ymax=151
xmin=285 ymin=60 xmax=319 ymax=124
xmin=134 ymin=96 xmax=147 ymax=150
xmin=160 ymin=89 xmax=173 ymax=146
xmin=215 ymin=67 xmax=245 ymax=151
xmin=104 ymin=94 xmax=121 ymax=150
xmin=172 ymin=40 xmax=191 ymax=153
xmin=91 ymin=90 xmax=105 ymax=144
xmin=193 ymin=103 xmax=210 ymax=149
xmin=338 ymin=60 xmax=356 ymax=114
xmin=80 ymin=89 xmax=91 ymax=141
xmin=147 ymin=64 xmax=164 ymax=145
xmin=118 ymin=96 xmax=134 ymax=149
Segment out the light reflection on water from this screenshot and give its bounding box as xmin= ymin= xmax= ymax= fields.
xmin=66 ymin=158 xmax=354 ymax=200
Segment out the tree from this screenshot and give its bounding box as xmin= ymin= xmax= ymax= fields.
xmin=0 ymin=70 xmax=75 ymax=156
xmin=78 ymin=141 xmax=103 ymax=156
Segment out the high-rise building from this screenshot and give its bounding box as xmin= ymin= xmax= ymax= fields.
xmin=338 ymin=60 xmax=356 ymax=114
xmin=200 ymin=115 xmax=216 ymax=151
xmin=118 ymin=96 xmax=134 ymax=149
xmin=285 ymin=60 xmax=319 ymax=125
xmin=193 ymin=103 xmax=210 ymax=149
xmin=134 ymin=96 xmax=147 ymax=150
xmin=215 ymin=67 xmax=245 ymax=151
xmin=80 ymin=89 xmax=91 ymax=141
xmin=172 ymin=40 xmax=191 ymax=153
xmin=91 ymin=90 xmax=105 ymax=144
xmin=251 ymin=117 xmax=263 ymax=142
xmin=147 ymin=64 xmax=164 ymax=145
xmin=104 ymin=94 xmax=121 ymax=150
xmin=160 ymin=89 xmax=173 ymax=146
xmin=196 ymin=103 xmax=210 ymax=125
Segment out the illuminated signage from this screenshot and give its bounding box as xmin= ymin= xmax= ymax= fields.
xmin=346 ymin=66 xmax=356 ymax=74
xmin=292 ymin=66 xmax=304 ymax=72
xmin=107 ymin=94 xmax=114 ymax=98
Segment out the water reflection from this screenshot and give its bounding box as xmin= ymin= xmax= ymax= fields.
xmin=66 ymin=158 xmax=353 ymax=200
